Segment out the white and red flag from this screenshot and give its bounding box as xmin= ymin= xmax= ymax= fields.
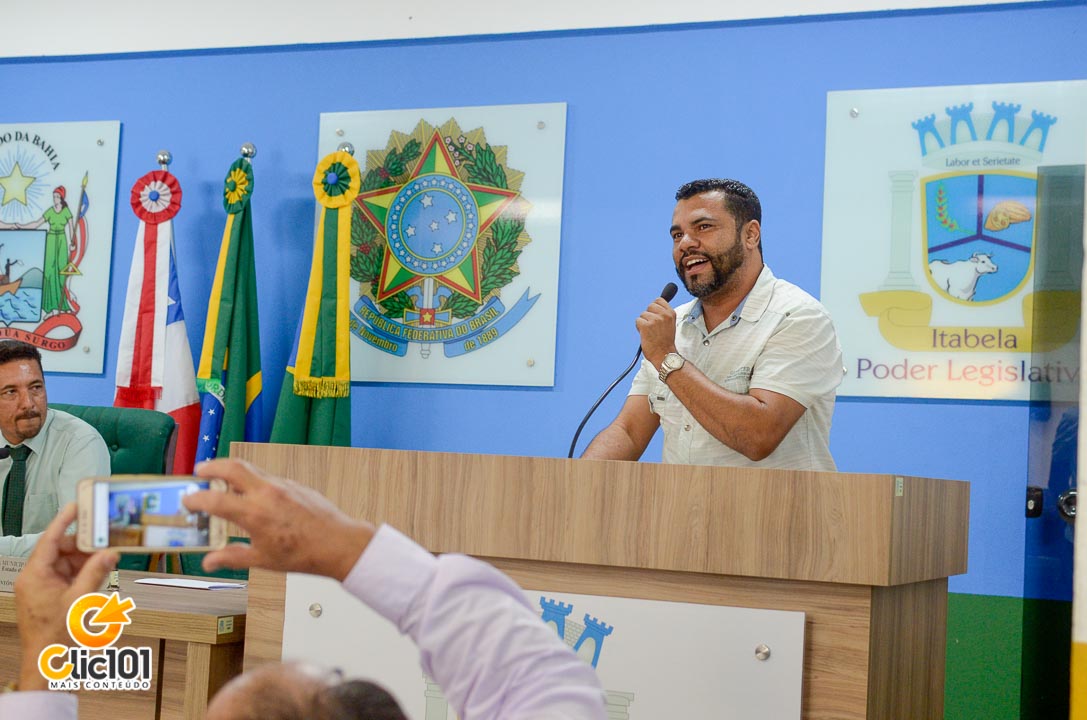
xmin=114 ymin=170 xmax=200 ymax=473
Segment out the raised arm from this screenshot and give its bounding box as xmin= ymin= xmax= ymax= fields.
xmin=637 ymin=296 xmax=840 ymax=462
xmin=184 ymin=459 xmax=607 ymax=720
xmin=345 ymin=525 xmax=606 ymax=718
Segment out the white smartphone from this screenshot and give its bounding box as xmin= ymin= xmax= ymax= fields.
xmin=76 ymin=475 xmax=228 ymax=553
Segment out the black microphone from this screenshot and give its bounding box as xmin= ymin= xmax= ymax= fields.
xmin=0 ymin=446 xmax=9 ymax=460
xmin=567 ymin=282 xmax=679 ymax=458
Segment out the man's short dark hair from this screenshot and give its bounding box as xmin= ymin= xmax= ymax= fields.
xmin=676 ymin=178 xmax=762 ymax=228
xmin=0 ymin=341 xmax=43 ymax=371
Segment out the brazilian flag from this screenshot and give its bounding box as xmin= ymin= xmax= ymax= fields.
xmin=269 ymin=151 xmax=357 ymax=446
xmin=195 ymin=158 xmax=265 ymax=461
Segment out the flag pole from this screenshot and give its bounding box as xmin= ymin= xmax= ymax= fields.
xmin=194 ymin=143 xmax=266 ymax=463
xmin=268 ymin=142 xmax=357 ymax=447
xmin=114 ymin=150 xmax=202 ymax=473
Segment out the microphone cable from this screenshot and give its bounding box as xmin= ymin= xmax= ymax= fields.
xmin=567 ymin=282 xmax=678 ymax=459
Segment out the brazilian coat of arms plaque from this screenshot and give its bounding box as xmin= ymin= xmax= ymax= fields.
xmin=319 ymin=103 xmax=566 ymax=387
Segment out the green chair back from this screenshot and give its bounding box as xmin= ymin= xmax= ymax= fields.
xmin=49 ymin=403 xmax=177 ymax=475
xmin=49 ymin=404 xmax=177 ymax=571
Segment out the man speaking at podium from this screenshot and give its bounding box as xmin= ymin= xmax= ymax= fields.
xmin=582 ymin=179 xmax=844 ymax=471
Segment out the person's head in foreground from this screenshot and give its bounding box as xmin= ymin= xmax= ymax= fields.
xmin=207 ymin=663 xmax=406 ymax=720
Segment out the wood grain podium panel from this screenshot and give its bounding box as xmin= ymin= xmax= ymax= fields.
xmin=232 ymin=442 xmax=967 ymax=720
xmin=242 ymin=568 xmax=286 ymax=672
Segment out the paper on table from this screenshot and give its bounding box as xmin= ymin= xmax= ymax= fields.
xmin=134 ymin=578 xmax=246 ymax=590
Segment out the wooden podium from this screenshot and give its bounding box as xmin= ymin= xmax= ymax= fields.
xmin=232 ymin=443 xmax=968 ymax=720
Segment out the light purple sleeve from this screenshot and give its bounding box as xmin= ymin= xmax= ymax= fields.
xmin=0 ymin=690 xmax=78 ymax=719
xmin=343 ymin=524 xmax=607 ymax=720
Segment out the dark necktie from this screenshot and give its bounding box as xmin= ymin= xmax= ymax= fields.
xmin=2 ymin=446 xmax=31 ymax=536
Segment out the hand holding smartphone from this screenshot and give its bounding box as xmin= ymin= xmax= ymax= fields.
xmin=76 ymin=475 xmax=228 ymax=553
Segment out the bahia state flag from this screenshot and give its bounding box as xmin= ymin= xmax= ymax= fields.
xmin=269 ymin=150 xmax=356 ymax=447
xmin=114 ymin=170 xmax=201 ymax=473
xmin=195 ymin=157 xmax=264 ymax=462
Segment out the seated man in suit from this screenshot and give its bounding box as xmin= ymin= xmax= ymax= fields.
xmin=0 ymin=340 xmax=110 ymax=557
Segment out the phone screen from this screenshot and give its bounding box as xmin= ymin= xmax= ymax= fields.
xmin=91 ymin=479 xmax=213 ymax=550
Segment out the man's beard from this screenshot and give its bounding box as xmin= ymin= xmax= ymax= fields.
xmin=675 ymin=233 xmax=746 ymax=299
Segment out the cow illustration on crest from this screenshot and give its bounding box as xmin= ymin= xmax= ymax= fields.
xmin=922 ymin=171 xmax=1035 ymax=304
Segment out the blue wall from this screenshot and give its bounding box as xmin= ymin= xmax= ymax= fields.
xmin=3 ymin=2 xmax=1085 ymax=600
